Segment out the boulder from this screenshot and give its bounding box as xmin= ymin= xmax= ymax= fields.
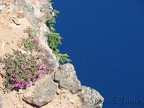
xmin=78 ymin=86 xmax=104 ymax=108
xmin=23 ymin=76 xmax=57 ymax=107
xmin=54 ymin=63 xmax=82 ymax=94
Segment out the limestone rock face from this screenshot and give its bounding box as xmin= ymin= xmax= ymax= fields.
xmin=78 ymin=86 xmax=104 ymax=108
xmin=13 ymin=0 xmax=53 ymax=28
xmin=55 ymin=63 xmax=82 ymax=94
xmin=23 ymin=76 xmax=57 ymax=107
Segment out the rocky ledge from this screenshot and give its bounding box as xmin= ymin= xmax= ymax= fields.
xmin=0 ymin=0 xmax=104 ymax=108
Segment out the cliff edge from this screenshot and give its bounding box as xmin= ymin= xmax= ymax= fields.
xmin=0 ymin=0 xmax=104 ymax=108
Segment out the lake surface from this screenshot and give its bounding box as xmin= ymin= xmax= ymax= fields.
xmin=53 ymin=0 xmax=144 ymax=107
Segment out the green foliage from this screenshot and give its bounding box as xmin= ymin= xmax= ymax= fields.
xmin=53 ymin=9 xmax=60 ymax=17
xmin=52 ymin=48 xmax=71 ymax=63
xmin=46 ymin=17 xmax=56 ymax=32
xmin=21 ymin=37 xmax=40 ymax=51
xmin=47 ymin=32 xmax=62 ymax=49
xmin=1 ymin=27 xmax=48 ymax=91
xmin=46 ymin=3 xmax=71 ymax=63
xmin=3 ymin=51 xmax=48 ymax=90
xmin=46 ymin=9 xmax=60 ymax=32
xmin=21 ymin=28 xmax=41 ymax=52
xmin=57 ymin=53 xmax=71 ymax=63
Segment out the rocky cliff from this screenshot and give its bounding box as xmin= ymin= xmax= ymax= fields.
xmin=0 ymin=0 xmax=104 ymax=108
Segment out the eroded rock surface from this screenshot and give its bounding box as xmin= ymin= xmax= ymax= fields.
xmin=78 ymin=86 xmax=104 ymax=108
xmin=55 ymin=63 xmax=82 ymax=94
xmin=23 ymin=76 xmax=57 ymax=106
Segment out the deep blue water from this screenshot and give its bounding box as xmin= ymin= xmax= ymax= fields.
xmin=53 ymin=0 xmax=144 ymax=108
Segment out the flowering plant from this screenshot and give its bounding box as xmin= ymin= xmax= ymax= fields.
xmin=21 ymin=36 xmax=41 ymax=52
xmin=3 ymin=50 xmax=48 ymax=90
xmin=20 ymin=28 xmax=42 ymax=52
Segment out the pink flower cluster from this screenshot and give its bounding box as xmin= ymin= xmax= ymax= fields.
xmin=10 ymin=69 xmax=46 ymax=89
xmin=33 ymin=39 xmax=40 ymax=43
xmin=7 ymin=61 xmax=48 ymax=89
xmin=4 ymin=50 xmax=49 ymax=90
xmin=13 ymin=80 xmax=29 ymax=88
xmin=10 ymin=76 xmax=30 ymax=88
xmin=35 ymin=61 xmax=48 ymax=72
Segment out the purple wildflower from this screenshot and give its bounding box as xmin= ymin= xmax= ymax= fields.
xmin=10 ymin=78 xmax=14 ymax=81
xmin=38 ymin=71 xmax=43 ymax=76
xmin=10 ymin=69 xmax=15 ymax=73
xmin=33 ymin=39 xmax=40 ymax=43
xmin=35 ymin=61 xmax=39 ymax=66
xmin=32 ymin=56 xmax=36 ymax=59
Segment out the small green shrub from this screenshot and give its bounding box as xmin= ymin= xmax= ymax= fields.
xmin=3 ymin=50 xmax=48 ymax=90
xmin=46 ymin=4 xmax=71 ymax=63
xmin=53 ymin=9 xmax=60 ymax=17
xmin=2 ymin=28 xmax=48 ymax=90
xmin=21 ymin=36 xmax=40 ymax=51
xmin=57 ymin=53 xmax=71 ymax=63
xmin=46 ymin=17 xmax=56 ymax=32
xmin=28 ymin=28 xmax=37 ymax=37
xmin=47 ymin=32 xmax=62 ymax=49
xmin=21 ymin=28 xmax=42 ymax=52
